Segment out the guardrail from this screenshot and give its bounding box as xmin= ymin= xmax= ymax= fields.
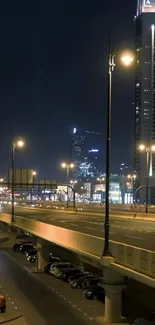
xmin=1 ymin=212 xmax=155 ymax=283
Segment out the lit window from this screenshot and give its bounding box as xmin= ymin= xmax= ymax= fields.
xmin=144 ymin=89 xmax=150 ymax=92
xmin=136 ymin=83 xmax=140 ymax=87
xmin=145 ymin=62 xmax=150 ymax=64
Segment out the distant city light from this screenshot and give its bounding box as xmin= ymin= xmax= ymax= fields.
xmin=73 ymin=128 xmax=77 ymax=134
xmin=89 ymin=149 xmax=99 ymax=153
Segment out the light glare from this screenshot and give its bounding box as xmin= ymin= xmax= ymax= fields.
xmin=139 ymin=144 xmax=145 ymax=151
xmin=121 ymin=54 xmax=134 ymax=66
xmin=61 ymin=163 xmax=67 ymax=168
xmin=16 ymin=140 xmax=25 ymax=148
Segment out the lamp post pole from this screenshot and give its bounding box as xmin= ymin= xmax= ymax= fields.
xmin=103 ymin=42 xmax=115 ymax=256
xmin=66 ymin=167 xmax=69 ymax=209
xmin=146 ymin=150 xmax=150 ymax=214
xmin=12 ymin=144 xmax=15 ymax=222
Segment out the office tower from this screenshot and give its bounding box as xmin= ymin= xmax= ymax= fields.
xmin=134 ymin=0 xmax=155 ymax=203
xmin=71 ymin=127 xmax=103 ymax=179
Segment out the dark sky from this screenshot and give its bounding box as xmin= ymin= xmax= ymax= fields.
xmin=0 ymin=0 xmax=136 ymax=180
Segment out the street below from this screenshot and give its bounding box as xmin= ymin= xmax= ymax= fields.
xmin=0 ymin=250 xmax=93 ymax=325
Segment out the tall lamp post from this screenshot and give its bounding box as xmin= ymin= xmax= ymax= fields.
xmin=61 ymin=162 xmax=74 ymax=208
xmin=127 ymin=174 xmax=136 ymax=204
xmin=12 ymin=139 xmax=25 ymax=222
xmin=31 ymin=171 xmax=37 ymax=201
xmin=103 ymin=45 xmax=134 ymax=257
xmin=139 ymin=144 xmax=155 ymax=213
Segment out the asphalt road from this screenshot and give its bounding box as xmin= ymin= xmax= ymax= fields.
xmin=2 ymin=206 xmax=155 ymax=251
xmin=0 ymin=250 xmax=93 ymax=325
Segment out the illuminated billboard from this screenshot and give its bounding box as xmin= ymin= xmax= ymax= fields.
xmin=137 ymin=0 xmax=155 ymax=15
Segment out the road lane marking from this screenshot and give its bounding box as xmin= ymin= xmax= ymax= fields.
xmin=85 ymin=227 xmax=95 ymax=231
xmin=70 ymin=223 xmax=79 ymax=227
xmin=125 ymin=235 xmax=143 ymax=240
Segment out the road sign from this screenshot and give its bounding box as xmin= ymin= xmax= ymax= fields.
xmin=8 ymin=168 xmax=34 ymax=189
xmin=39 ymin=180 xmax=57 ymax=190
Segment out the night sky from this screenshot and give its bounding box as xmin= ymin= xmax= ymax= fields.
xmin=0 ymin=0 xmax=136 ymax=180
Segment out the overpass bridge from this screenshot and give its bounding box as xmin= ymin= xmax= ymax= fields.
xmin=0 ymin=210 xmax=155 ymax=323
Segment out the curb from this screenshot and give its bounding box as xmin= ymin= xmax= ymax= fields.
xmin=0 ymin=315 xmax=23 ymax=325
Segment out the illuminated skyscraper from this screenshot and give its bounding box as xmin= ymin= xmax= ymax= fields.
xmin=134 ymin=0 xmax=155 ymax=203
xmin=71 ymin=127 xmax=103 ymax=179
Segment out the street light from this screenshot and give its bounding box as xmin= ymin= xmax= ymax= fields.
xmin=12 ymin=138 xmax=25 ymax=222
xmin=70 ymin=180 xmax=77 ymax=186
xmin=127 ymin=174 xmax=136 ymax=204
xmin=97 ymin=177 xmax=105 ymax=182
xmin=31 ymin=170 xmax=37 ymax=201
xmin=139 ymin=144 xmax=155 ymax=213
xmin=103 ymin=42 xmax=134 ymax=257
xmin=61 ymin=162 xmax=75 ymax=208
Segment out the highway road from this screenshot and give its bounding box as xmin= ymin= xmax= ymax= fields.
xmin=2 ymin=206 xmax=155 ymax=251
xmin=0 ymin=250 xmax=93 ymax=325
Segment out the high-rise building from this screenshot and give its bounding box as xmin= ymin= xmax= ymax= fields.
xmin=71 ymin=127 xmax=103 ymax=179
xmin=134 ymin=0 xmax=155 ymax=203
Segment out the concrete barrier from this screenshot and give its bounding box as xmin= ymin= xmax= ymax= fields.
xmin=0 ymin=213 xmax=12 ymax=224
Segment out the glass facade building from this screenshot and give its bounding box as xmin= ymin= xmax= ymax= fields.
xmin=71 ymin=127 xmax=103 ymax=179
xmin=134 ymin=1 xmax=155 ymax=202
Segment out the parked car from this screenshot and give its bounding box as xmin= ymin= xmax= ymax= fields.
xmin=68 ymin=272 xmax=92 ymax=283
xmin=84 ymin=285 xmax=105 ymax=300
xmin=50 ymin=263 xmax=74 ymax=278
xmin=0 ymin=295 xmax=6 ymax=313
xmin=19 ymin=244 xmax=34 ymax=253
xmin=12 ymin=241 xmax=32 ymax=251
xmin=62 ymin=268 xmax=84 ymax=282
xmin=70 ymin=274 xmax=96 ymax=289
xmin=44 ymin=258 xmax=61 ymax=273
xmin=26 ymin=248 xmax=38 ymax=258
xmin=12 ymin=243 xmax=22 ymax=252
xmin=82 ymin=277 xmax=102 ymax=290
xmin=133 ymin=319 xmax=155 ymax=325
xmin=27 ymin=254 xmax=38 ymax=263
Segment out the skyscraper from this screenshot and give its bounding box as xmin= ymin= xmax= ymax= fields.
xmin=134 ymin=0 xmax=155 ymax=203
xmin=71 ymin=127 xmax=103 ymax=179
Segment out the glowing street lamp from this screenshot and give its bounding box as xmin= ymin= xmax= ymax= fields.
xmin=139 ymin=144 xmax=155 ymax=213
xmin=103 ymin=43 xmax=134 ymax=257
xmin=70 ymin=180 xmax=77 ymax=185
xmin=61 ymin=162 xmax=75 ymax=208
xmin=97 ymin=177 xmax=105 ymax=183
xmin=12 ymin=138 xmax=25 ymax=222
xmin=121 ymin=53 xmax=134 ymax=66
